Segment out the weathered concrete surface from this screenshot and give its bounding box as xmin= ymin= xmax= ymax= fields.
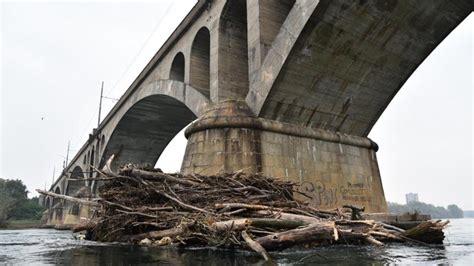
xmin=247 ymin=0 xmax=472 ymax=136
xmin=182 ymin=101 xmax=387 ymax=212
xmin=44 ymin=0 xmax=470 ymax=225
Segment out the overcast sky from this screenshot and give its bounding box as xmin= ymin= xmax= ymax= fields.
xmin=1 ymin=2 xmax=472 ymax=210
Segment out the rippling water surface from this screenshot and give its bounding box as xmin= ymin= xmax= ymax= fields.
xmin=1 ymin=218 xmax=473 ymax=265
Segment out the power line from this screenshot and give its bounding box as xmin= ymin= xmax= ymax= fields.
xmin=67 ymin=2 xmax=175 ymax=164
xmin=104 ymin=1 xmax=175 ymax=97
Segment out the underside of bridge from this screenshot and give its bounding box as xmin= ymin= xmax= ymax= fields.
xmin=47 ymin=0 xmax=471 ymax=225
xmin=251 ymin=0 xmax=472 ymax=136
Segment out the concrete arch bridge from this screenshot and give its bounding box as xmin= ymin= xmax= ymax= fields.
xmin=42 ymin=0 xmax=471 ymax=226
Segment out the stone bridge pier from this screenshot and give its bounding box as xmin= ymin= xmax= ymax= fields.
xmin=181 ymin=100 xmax=386 ymax=212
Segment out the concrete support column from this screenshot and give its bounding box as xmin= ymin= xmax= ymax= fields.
xmin=181 ymin=101 xmax=387 ymax=212
xmin=181 ymin=101 xmax=261 ymax=175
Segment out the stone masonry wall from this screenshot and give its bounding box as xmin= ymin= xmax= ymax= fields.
xmin=259 ymin=131 xmax=387 ymax=212
xmin=181 ymin=101 xmax=387 ymax=212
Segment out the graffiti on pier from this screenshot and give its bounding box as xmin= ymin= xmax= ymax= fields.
xmin=300 ymin=181 xmax=337 ymax=206
xmin=299 ymin=180 xmax=373 ymax=206
xmin=340 ymin=182 xmax=369 ymax=202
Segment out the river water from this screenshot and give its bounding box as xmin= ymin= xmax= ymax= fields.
xmin=0 ymin=218 xmax=473 ymax=265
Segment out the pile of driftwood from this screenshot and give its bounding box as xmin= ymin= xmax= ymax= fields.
xmin=38 ymin=158 xmax=449 ymax=262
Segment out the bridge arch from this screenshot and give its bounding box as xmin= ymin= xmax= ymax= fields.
xmin=65 ymin=166 xmax=86 ymax=196
xmin=190 ymin=27 xmax=211 ymax=98
xmin=169 ymin=52 xmax=185 ymax=82
xmin=64 ymin=165 xmax=87 ymax=215
xmin=44 ymin=196 xmax=51 ymax=209
xmin=99 ymin=80 xmax=209 ymax=171
xmin=52 ymin=186 xmax=62 ymax=220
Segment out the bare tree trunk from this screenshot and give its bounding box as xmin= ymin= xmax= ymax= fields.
xmin=255 ymin=222 xmax=335 ymax=251
xmin=36 ymin=189 xmax=99 ymax=207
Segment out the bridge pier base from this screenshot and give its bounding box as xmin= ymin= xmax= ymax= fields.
xmin=181 ymin=101 xmax=387 ymax=212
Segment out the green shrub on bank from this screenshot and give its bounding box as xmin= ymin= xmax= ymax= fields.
xmin=0 ymin=178 xmax=44 ymax=227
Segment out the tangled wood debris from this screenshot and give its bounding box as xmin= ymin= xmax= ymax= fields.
xmin=37 ymin=158 xmax=449 ymax=262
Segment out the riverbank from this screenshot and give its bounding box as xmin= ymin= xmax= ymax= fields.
xmin=0 ymin=219 xmax=43 ymax=230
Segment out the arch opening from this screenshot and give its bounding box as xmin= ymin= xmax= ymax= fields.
xmin=66 ymin=166 xmax=85 ymax=195
xmin=219 ymin=0 xmax=249 ymax=99
xmin=66 ymin=166 xmax=86 ymax=216
xmin=52 ymin=187 xmax=62 ymax=220
xmin=155 ymin=120 xmax=195 ymax=173
xmin=44 ymin=197 xmax=51 ymax=209
xmin=101 ymin=94 xmax=197 ymax=172
xmin=169 ymin=52 xmax=185 ymax=82
xmin=190 ymin=27 xmax=211 ymax=98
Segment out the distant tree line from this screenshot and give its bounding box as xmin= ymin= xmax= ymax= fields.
xmin=0 ymin=178 xmax=44 ymax=227
xmin=388 ymin=201 xmax=464 ymax=219
xmin=463 ymin=210 xmax=474 ymax=218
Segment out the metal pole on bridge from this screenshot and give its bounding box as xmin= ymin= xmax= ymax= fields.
xmin=98 ymin=81 xmax=104 ymax=127
xmin=65 ymin=140 xmax=70 ymax=166
xmin=51 ymin=166 xmax=55 ymax=186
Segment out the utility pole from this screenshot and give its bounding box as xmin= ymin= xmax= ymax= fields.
xmin=65 ymin=140 xmax=70 ymax=166
xmin=52 ymin=166 xmax=55 ymax=185
xmin=98 ymin=81 xmax=104 ymax=127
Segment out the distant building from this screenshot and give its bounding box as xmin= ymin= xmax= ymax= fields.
xmin=406 ymin=193 xmax=419 ymax=204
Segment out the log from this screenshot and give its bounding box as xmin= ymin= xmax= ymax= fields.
xmin=255 ymin=222 xmax=335 ymax=251
xmin=215 ymin=203 xmax=281 ymax=211
xmin=73 ymin=220 xmax=98 ymax=233
xmin=365 ymin=235 xmax=384 ymax=246
xmin=101 ymin=200 xmax=173 ymax=213
xmin=332 ymin=222 xmax=339 ymax=241
xmin=380 ymin=222 xmax=405 ymax=233
xmin=116 ymin=209 xmax=161 ymax=219
xmin=135 ymin=206 xmax=174 ymax=212
xmin=402 ymin=220 xmax=447 ymax=244
xmin=101 ymin=200 xmax=133 ymax=211
xmin=241 ymin=231 xmax=273 ymax=262
xmin=255 ymin=210 xmax=320 ymax=224
xmin=123 ymin=222 xmax=194 ymax=242
xmin=212 ymin=219 xmax=251 ymax=232
xmin=36 ymin=189 xmax=100 ymax=207
xmin=212 ymin=218 xmax=307 ymax=232
xmin=369 ymin=230 xmax=403 ymax=241
xmin=336 ymin=220 xmax=375 ymax=226
xmin=131 ymin=221 xmax=167 ymax=228
xmin=223 ymin=208 xmax=247 ymax=216
xmin=250 ymin=218 xmax=306 ymax=230
xmin=101 ymin=154 xmax=116 ymax=176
